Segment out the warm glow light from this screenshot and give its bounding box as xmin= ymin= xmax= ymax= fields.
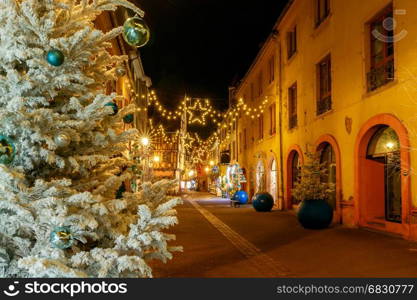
xmin=205 ymin=167 xmax=210 ymax=173
xmin=141 ymin=137 xmax=150 ymax=146
xmin=386 ymin=142 xmax=395 ymax=150
xmin=209 ymin=160 xmax=214 ymax=166
xmin=153 ymin=155 xmax=160 ymax=163
xmin=188 ymin=170 xmax=195 ymax=177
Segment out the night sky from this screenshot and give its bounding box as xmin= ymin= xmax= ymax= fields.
xmin=134 ymin=0 xmax=289 ymax=135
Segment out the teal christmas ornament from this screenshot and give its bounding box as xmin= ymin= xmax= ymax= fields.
xmin=0 ymin=135 xmax=15 ymax=165
xmin=105 ymin=102 xmax=118 ymax=115
xmin=123 ymin=114 xmax=134 ymax=124
xmin=49 ymin=226 xmax=74 ymax=249
xmin=46 ymin=49 xmax=65 ymax=67
xmin=116 ymin=182 xmax=126 ymax=199
xmin=122 ymin=16 xmax=150 ymax=48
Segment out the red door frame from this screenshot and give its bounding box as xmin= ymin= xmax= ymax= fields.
xmin=285 ymin=145 xmax=304 ymax=210
xmin=315 ymin=135 xmax=343 ymax=224
xmin=354 ymin=114 xmax=411 ymax=238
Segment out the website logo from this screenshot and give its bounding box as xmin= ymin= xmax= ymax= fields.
xmin=3 ymin=281 xmax=20 ymax=297
xmin=372 ymin=9 xmax=407 ymax=43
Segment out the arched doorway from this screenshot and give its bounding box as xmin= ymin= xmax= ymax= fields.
xmin=255 ymin=160 xmax=266 ymax=193
xmin=366 ymin=126 xmax=401 ymax=223
xmin=315 ymin=135 xmax=342 ymax=223
xmin=356 ymin=115 xmax=410 ymax=237
xmin=241 ymin=168 xmax=248 ymax=192
xmin=269 ymin=159 xmax=278 ymax=205
xmin=319 ymin=143 xmax=337 ymax=209
xmin=286 ymin=146 xmax=303 ymax=209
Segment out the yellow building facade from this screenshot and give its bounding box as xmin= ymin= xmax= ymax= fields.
xmin=234 ymin=35 xmax=282 ymax=208
xmin=234 ymin=0 xmax=417 ymax=240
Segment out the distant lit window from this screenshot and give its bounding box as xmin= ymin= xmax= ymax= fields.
xmin=239 ymin=132 xmax=243 ymax=153
xmin=317 ymin=54 xmax=332 ymax=115
xmin=287 ymin=26 xmax=297 ymax=59
xmin=288 ymin=82 xmax=297 ymax=129
xmin=367 ymin=5 xmax=394 ymax=92
xmin=316 ymin=0 xmax=330 ymax=27
xmin=258 ymin=72 xmax=263 ymax=96
xmin=268 ymin=56 xmax=275 ymax=83
xmin=269 ymin=103 xmax=276 ymax=135
xmin=258 ymin=114 xmax=264 ymax=140
xmin=244 ymin=128 xmax=247 ymax=149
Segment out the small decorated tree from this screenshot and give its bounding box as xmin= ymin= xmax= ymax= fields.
xmin=291 ymin=152 xmax=335 ymax=202
xmin=0 ymin=0 xmax=182 ymax=278
xmin=292 ymin=152 xmax=335 ymax=229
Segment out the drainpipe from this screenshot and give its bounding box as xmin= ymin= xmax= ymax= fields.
xmin=274 ymin=31 xmax=285 ymax=211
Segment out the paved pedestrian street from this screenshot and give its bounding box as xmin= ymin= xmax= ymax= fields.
xmin=151 ymin=192 xmax=417 ymax=278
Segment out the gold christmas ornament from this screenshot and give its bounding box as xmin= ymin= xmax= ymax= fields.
xmin=54 ymin=133 xmax=71 ymax=148
xmin=115 ymin=66 xmax=126 ymax=77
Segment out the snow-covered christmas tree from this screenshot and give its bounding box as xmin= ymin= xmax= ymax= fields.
xmin=0 ymin=0 xmax=182 ymax=278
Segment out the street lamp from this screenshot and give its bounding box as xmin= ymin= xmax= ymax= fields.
xmin=385 ymin=141 xmax=395 ymax=150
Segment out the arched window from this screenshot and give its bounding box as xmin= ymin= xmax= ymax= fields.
xmin=320 ymin=143 xmax=336 ymax=208
xmin=270 ymin=159 xmax=277 ymax=203
xmin=291 ymin=152 xmax=300 ymax=204
xmin=256 ymin=160 xmax=265 ymax=193
xmin=367 ymin=126 xmax=400 ymax=157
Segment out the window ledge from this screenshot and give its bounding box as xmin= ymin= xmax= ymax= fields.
xmin=288 ymin=126 xmax=298 ymax=132
xmin=315 ymin=109 xmax=335 ymax=120
xmin=312 ymin=13 xmax=332 ymax=38
xmin=286 ymin=52 xmax=298 ymax=65
xmin=266 ymin=133 xmax=276 ymax=140
xmin=363 ymin=79 xmax=398 ymax=99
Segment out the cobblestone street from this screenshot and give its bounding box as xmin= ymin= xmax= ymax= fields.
xmin=152 ymin=192 xmax=417 ymax=278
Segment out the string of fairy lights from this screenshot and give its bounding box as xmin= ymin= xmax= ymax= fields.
xmin=144 ymin=89 xmax=272 ymax=167
xmin=146 ymin=90 xmax=269 ymax=127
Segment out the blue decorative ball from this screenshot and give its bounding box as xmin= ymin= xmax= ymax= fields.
xmin=297 ymin=199 xmax=333 ymax=229
xmin=49 ymin=226 xmax=74 ymax=249
xmin=234 ymin=190 xmax=249 ymax=204
xmin=46 ymin=49 xmax=65 ymax=67
xmin=252 ymin=192 xmax=274 ymax=212
xmin=123 ymin=114 xmax=134 ymax=124
xmin=122 ymin=16 xmax=150 ymax=48
xmin=0 ymin=135 xmax=15 ymax=165
xmin=105 ymin=102 xmax=118 ymax=115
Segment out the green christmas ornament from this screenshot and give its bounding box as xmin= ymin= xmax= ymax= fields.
xmin=0 ymin=135 xmax=15 ymax=165
xmin=49 ymin=226 xmax=74 ymax=249
xmin=122 ymin=16 xmax=150 ymax=48
xmin=123 ymin=114 xmax=134 ymax=124
xmin=105 ymin=102 xmax=118 ymax=115
xmin=46 ymin=49 xmax=65 ymax=67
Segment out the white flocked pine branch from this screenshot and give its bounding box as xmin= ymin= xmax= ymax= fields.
xmin=0 ymin=0 xmax=182 ymax=278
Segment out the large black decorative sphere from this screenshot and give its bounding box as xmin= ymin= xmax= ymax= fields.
xmin=122 ymin=16 xmax=150 ymax=48
xmin=105 ymin=102 xmax=118 ymax=115
xmin=252 ymin=192 xmax=274 ymax=212
xmin=297 ymin=199 xmax=333 ymax=229
xmin=46 ymin=49 xmax=65 ymax=67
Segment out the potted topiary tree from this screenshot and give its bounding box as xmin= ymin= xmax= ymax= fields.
xmin=292 ymin=152 xmax=336 ymax=229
